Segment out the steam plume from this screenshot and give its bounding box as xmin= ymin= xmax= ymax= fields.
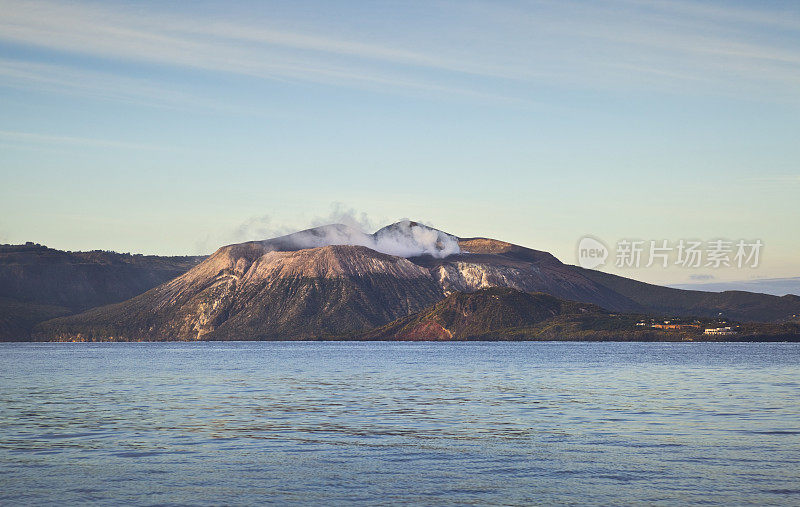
xmin=232 ymin=204 xmax=461 ymax=258
xmin=265 ymin=220 xmax=460 ymax=259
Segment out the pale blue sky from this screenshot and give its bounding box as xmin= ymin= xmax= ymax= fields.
xmin=1 ymin=0 xmax=798 ymax=284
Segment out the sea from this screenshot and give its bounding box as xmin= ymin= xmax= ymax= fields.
xmin=1 ymin=341 xmax=799 ymax=505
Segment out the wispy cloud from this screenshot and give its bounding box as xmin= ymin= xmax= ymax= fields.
xmin=619 ymin=0 xmax=800 ymax=32
xmin=0 ymin=58 xmax=203 ymax=110
xmin=0 ymin=0 xmax=798 ymax=105
xmin=0 ymin=0 xmax=515 ymax=100
xmin=471 ymin=1 xmax=800 ymax=94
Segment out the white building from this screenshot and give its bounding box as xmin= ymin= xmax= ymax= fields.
xmin=703 ymin=326 xmax=737 ymax=336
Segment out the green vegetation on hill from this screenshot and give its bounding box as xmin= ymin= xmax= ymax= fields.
xmin=0 ymin=298 xmax=70 ymax=341
xmin=360 ymin=288 xmax=800 ymax=342
xmin=0 ymin=243 xmax=205 ymax=340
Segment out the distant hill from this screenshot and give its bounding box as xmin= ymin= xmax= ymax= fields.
xmin=26 ymin=221 xmax=800 ymax=342
xmin=669 ymin=277 xmax=800 ymax=297
xmin=0 ymin=243 xmax=204 ymax=339
xmin=576 ymin=268 xmax=800 ymax=323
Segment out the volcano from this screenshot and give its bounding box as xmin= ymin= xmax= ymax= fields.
xmin=32 ymin=220 xmax=800 ymax=341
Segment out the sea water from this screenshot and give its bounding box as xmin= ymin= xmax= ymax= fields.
xmin=1 ymin=341 xmax=798 ymax=505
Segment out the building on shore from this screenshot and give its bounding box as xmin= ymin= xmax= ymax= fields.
xmin=703 ymin=326 xmax=737 ymax=336
xmin=652 ymin=323 xmax=701 ymax=330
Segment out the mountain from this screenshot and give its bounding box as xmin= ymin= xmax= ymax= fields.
xmin=576 ymin=268 xmax=800 ymax=322
xmin=25 ymin=221 xmax=800 ymax=341
xmin=36 ymin=242 xmax=443 ymax=341
xmin=0 ymin=243 xmax=204 ymax=339
xmin=414 ymin=237 xmax=637 ymax=310
xmin=361 ymin=287 xmax=800 ymax=341
xmin=409 ymin=234 xmax=800 ymax=322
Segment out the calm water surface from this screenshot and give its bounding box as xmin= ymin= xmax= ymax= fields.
xmin=1 ymin=341 xmax=799 ymax=505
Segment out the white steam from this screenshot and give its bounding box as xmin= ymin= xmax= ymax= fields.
xmin=265 ymin=220 xmax=461 ymax=259
xmin=372 ymin=220 xmax=460 ymax=258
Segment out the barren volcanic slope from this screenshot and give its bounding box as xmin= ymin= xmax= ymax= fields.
xmin=32 ymin=221 xmax=800 ymax=341
xmin=37 ymin=241 xmax=444 ymax=341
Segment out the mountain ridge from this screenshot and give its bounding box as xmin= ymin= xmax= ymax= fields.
xmin=3 ymin=221 xmax=799 ymax=341
xmin=0 ymin=243 xmax=205 ymax=340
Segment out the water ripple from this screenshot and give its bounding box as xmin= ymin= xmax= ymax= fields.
xmin=1 ymin=341 xmax=799 ymax=505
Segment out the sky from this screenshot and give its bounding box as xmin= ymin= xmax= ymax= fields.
xmin=1 ymin=0 xmax=798 ymax=286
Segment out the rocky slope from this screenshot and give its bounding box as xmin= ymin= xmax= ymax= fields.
xmin=417 ymin=237 xmax=637 ymax=311
xmin=37 ymin=244 xmax=443 ymax=341
xmin=24 ymin=221 xmax=800 ymax=341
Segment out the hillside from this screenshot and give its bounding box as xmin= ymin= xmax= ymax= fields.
xmin=0 ymin=297 xmax=70 ymax=340
xmin=0 ymin=243 xmax=204 ymax=340
xmin=576 ymin=267 xmax=800 ymax=322
xmin=359 ymin=288 xmax=591 ymax=340
xmin=360 ymin=287 xmax=800 ymax=342
xmin=14 ymin=221 xmax=800 ymax=341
